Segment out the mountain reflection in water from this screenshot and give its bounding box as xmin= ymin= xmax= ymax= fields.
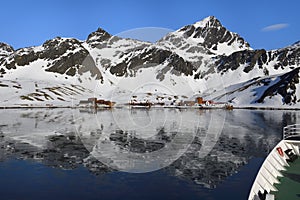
xmin=0 ymin=108 xmax=299 ymax=200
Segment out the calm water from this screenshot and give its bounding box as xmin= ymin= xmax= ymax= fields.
xmin=0 ymin=108 xmax=299 ymax=200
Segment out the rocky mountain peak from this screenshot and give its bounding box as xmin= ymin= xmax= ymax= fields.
xmin=158 ymin=16 xmax=250 ymax=56
xmin=189 ymin=16 xmax=250 ymax=51
xmin=177 ymin=16 xmax=223 ymax=38
xmin=41 ymin=37 xmax=83 ymax=59
xmin=193 ymin=16 xmax=221 ymax=29
xmin=86 ymin=28 xmax=112 ymax=46
xmin=0 ymin=42 xmax=14 ymax=57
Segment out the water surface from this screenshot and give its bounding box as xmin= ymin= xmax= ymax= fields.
xmin=0 ymin=108 xmax=299 ymax=200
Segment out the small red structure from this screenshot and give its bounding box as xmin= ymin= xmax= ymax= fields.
xmin=96 ymin=99 xmax=115 ymax=108
xmin=196 ymin=97 xmax=204 ymax=104
xmin=195 ymin=97 xmax=214 ymax=105
xmin=277 ymin=147 xmax=284 ymax=157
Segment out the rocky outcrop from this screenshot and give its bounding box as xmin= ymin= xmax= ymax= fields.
xmin=216 ymin=49 xmax=268 ymax=73
xmin=42 ymin=38 xmax=102 ymax=80
xmin=271 ymin=46 xmax=300 ymax=70
xmin=158 ymin=16 xmax=250 ymax=57
xmin=109 ymin=47 xmax=195 ymax=77
xmin=255 ymin=67 xmax=300 ymax=104
xmin=0 ymin=42 xmax=14 ymax=57
xmin=183 ymin=16 xmax=250 ymax=51
xmin=110 ymin=47 xmax=171 ymax=76
xmin=0 ymin=37 xmax=102 ymax=81
xmin=86 ymin=28 xmax=112 ymax=48
xmin=216 ymin=45 xmax=300 ymax=74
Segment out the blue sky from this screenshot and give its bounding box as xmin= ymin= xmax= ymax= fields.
xmin=1 ymin=0 xmax=299 ymax=50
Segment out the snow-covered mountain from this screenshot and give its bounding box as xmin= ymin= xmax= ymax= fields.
xmin=157 ymin=16 xmax=250 ymax=57
xmin=0 ymin=16 xmax=299 ymax=108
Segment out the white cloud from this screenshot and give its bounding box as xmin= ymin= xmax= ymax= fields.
xmin=262 ymin=23 xmax=289 ymax=32
xmin=116 ymin=27 xmax=173 ymax=43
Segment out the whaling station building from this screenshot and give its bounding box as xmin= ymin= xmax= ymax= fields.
xmin=79 ymin=98 xmax=115 ymax=108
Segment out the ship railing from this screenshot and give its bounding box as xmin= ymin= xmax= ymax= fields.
xmin=283 ymin=124 xmax=300 ymax=139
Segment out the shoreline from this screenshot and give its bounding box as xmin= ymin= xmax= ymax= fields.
xmin=0 ymin=105 xmax=299 ymax=111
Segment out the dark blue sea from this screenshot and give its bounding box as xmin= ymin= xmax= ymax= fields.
xmin=0 ymin=109 xmax=299 ymax=200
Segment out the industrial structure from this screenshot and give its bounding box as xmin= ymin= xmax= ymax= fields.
xmin=79 ymin=98 xmax=115 ymax=108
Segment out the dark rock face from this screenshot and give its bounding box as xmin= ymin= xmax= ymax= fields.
xmin=0 ymin=43 xmax=16 ymax=75
xmin=86 ymin=28 xmax=112 ymax=48
xmin=109 ymin=47 xmax=195 ymax=77
xmin=255 ymin=67 xmax=300 ymax=104
xmin=178 ymin=16 xmax=250 ymax=51
xmin=42 ymin=38 xmax=102 ymax=80
xmin=216 ymin=49 xmax=267 ymax=73
xmin=0 ymin=42 xmax=14 ymax=57
xmin=216 ymin=46 xmax=300 ymax=75
xmin=41 ymin=37 xmax=80 ymax=60
xmin=110 ymin=47 xmax=172 ymax=76
xmin=12 ymin=47 xmax=37 ymax=67
xmin=168 ymin=53 xmax=195 ymax=76
xmin=271 ymin=47 xmax=300 ymax=70
xmin=0 ymin=37 xmax=102 ymax=81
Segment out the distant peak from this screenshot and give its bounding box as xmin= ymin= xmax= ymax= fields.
xmin=166 ymin=16 xmax=250 ymax=55
xmin=87 ymin=27 xmax=111 ymax=44
xmin=0 ymin=42 xmax=14 ymax=51
xmin=42 ymin=37 xmax=82 ymax=49
xmin=0 ymin=42 xmax=14 ymax=56
xmin=200 ymin=15 xmax=218 ymax=22
xmin=177 ymin=16 xmax=223 ymax=34
xmin=94 ymin=28 xmax=111 ymax=35
xmin=193 ymin=16 xmax=222 ymax=28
